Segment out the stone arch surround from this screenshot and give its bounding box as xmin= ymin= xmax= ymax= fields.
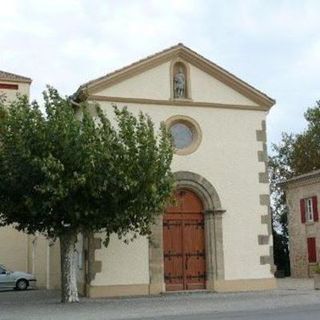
xmin=149 ymin=171 xmax=226 ymax=294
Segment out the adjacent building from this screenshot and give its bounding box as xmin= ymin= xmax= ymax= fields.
xmin=0 ymin=70 xmax=61 ymax=289
xmin=74 ymin=43 xmax=276 ymax=297
xmin=284 ymin=170 xmax=320 ymax=277
xmin=0 ymin=70 xmax=31 ymax=103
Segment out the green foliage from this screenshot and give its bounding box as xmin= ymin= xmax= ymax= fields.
xmin=291 ymin=101 xmax=320 ymax=175
xmin=269 ymin=134 xmax=293 ymax=276
xmin=269 ymin=133 xmax=295 ymax=236
xmin=269 ymin=100 xmax=320 ymax=275
xmin=314 ymin=264 xmax=320 ymax=274
xmin=272 ymin=230 xmax=290 ymax=276
xmin=0 ymin=87 xmax=174 ymax=242
xmin=270 ymin=100 xmax=320 ymax=230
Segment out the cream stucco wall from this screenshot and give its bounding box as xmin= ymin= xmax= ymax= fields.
xmin=26 ymin=235 xmax=61 ymax=289
xmin=0 ymin=227 xmax=61 ymax=288
xmin=0 ymin=226 xmax=29 ymax=272
xmin=91 ymin=100 xmax=271 ymax=285
xmin=189 ymin=65 xmax=259 ymax=106
xmin=95 ymin=62 xmax=259 ymax=106
xmin=96 ymin=62 xmax=171 ymax=100
xmin=92 ymin=234 xmax=149 ymax=286
xmin=30 ymin=235 xmax=48 ymax=287
xmin=0 ymin=82 xmax=30 ymax=104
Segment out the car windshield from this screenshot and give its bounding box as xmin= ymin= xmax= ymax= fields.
xmin=0 ymin=265 xmax=11 ymax=273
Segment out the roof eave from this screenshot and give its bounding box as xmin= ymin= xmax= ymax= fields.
xmin=279 ymin=169 xmax=320 ymax=189
xmin=74 ymin=43 xmax=276 ymax=109
xmin=0 ymin=77 xmax=32 ymax=84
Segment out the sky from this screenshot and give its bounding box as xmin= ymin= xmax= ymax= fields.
xmin=1 ymin=0 xmax=319 ymax=146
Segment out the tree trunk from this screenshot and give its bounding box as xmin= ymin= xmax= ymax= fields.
xmin=59 ymin=233 xmax=79 ymax=303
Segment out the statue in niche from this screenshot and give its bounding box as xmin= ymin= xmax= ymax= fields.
xmin=174 ymin=67 xmax=186 ymax=98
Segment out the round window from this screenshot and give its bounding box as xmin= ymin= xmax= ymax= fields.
xmin=170 ymin=123 xmax=193 ymax=149
xmin=166 ymin=116 xmax=202 ymax=155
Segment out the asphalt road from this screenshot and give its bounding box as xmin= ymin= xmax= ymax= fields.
xmin=140 ymin=305 xmax=320 ymax=320
xmin=1 ymin=284 xmax=320 ymax=320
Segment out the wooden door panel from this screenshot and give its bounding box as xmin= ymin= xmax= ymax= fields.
xmin=185 ymin=254 xmax=206 ymax=290
xmin=163 ymin=220 xmax=184 ymax=291
xmin=184 ymin=220 xmax=206 ymax=289
xmin=164 ymin=189 xmax=206 ymax=291
xmin=180 ymin=191 xmax=203 ymax=212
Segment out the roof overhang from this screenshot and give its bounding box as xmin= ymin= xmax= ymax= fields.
xmin=0 ymin=70 xmax=32 ymax=84
xmin=74 ymin=43 xmax=275 ymax=110
xmin=279 ymin=169 xmax=320 ymax=190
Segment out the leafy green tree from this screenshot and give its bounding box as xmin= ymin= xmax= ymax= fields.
xmin=269 ymin=100 xmax=320 ymax=275
xmin=291 ymin=101 xmax=320 ymax=174
xmin=269 ymin=134 xmax=294 ymax=276
xmin=0 ymin=88 xmax=174 ymax=302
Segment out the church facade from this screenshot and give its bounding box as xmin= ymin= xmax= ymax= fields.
xmin=75 ymin=44 xmax=276 ymax=297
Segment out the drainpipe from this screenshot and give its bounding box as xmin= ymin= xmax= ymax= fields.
xmin=46 ymin=240 xmax=50 ymax=289
xmin=32 ymin=237 xmax=37 ymax=275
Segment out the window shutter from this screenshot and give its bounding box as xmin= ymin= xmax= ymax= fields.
xmin=312 ymin=196 xmax=318 ymax=222
xmin=300 ymin=199 xmax=306 ymax=223
xmin=307 ymin=237 xmax=317 ymax=263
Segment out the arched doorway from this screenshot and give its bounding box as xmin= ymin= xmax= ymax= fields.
xmin=163 ymin=189 xmax=206 ymax=291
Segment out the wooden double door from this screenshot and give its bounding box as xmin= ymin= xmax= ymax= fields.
xmin=163 ymin=189 xmax=206 ymax=291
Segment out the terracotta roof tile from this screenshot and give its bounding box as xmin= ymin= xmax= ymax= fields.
xmin=0 ymin=70 xmax=32 ymax=83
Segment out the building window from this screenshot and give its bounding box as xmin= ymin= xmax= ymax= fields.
xmin=166 ymin=115 xmax=202 ymax=156
xmin=305 ymin=198 xmax=314 ymax=222
xmin=300 ymin=196 xmax=318 ymax=223
xmin=170 ymin=122 xmax=193 ymax=150
xmin=307 ymin=237 xmax=317 ymax=263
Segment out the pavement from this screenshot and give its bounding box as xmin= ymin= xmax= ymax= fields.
xmin=0 ymin=278 xmax=319 ymax=320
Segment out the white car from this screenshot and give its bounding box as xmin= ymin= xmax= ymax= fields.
xmin=0 ymin=264 xmax=36 ymax=290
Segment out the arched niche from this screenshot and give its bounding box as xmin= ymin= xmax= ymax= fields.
xmin=170 ymin=59 xmax=191 ymax=100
